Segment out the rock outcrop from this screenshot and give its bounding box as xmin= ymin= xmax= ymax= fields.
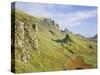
xmin=14 ymin=19 xmax=39 ymax=63
xmin=40 ymin=18 xmax=59 ymax=29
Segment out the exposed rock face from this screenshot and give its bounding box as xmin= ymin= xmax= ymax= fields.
xmin=21 ymin=51 xmax=30 ymax=63
xmin=40 ymin=18 xmax=59 ymax=29
xmin=15 ymin=21 xmax=24 ymax=48
xmin=15 ymin=20 xmax=39 ymax=63
xmin=61 ymin=28 xmax=69 ymax=33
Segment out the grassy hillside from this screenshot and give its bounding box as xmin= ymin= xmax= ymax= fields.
xmin=11 ymin=8 xmax=97 ymax=73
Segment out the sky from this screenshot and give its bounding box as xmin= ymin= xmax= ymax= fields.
xmin=14 ymin=2 xmax=97 ymax=37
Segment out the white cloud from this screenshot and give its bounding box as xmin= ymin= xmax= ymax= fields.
xmin=16 ymin=2 xmax=97 ymax=30
xmin=42 ymin=9 xmax=97 ymax=29
xmin=30 ymin=7 xmax=97 ymax=29
xmin=59 ymin=9 xmax=97 ymax=28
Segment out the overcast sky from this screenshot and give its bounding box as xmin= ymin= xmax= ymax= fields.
xmin=15 ymin=2 xmax=97 ymax=37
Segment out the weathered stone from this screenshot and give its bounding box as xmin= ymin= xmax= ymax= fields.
xmin=15 ymin=20 xmax=39 ymax=63
xmin=21 ymin=54 xmax=28 ymax=63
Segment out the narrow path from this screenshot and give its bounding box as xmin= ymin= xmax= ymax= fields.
xmin=63 ymin=55 xmax=92 ymax=70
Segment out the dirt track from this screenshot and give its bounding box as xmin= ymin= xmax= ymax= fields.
xmin=64 ymin=55 xmax=92 ymax=70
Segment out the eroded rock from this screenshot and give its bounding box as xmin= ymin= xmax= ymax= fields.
xmin=15 ymin=20 xmax=39 ymax=63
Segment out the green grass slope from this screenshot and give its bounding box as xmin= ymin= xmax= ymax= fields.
xmin=11 ymin=8 xmax=97 ymax=73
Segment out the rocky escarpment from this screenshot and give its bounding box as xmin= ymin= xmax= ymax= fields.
xmin=40 ymin=18 xmax=59 ymax=29
xmin=13 ymin=19 xmax=39 ymax=63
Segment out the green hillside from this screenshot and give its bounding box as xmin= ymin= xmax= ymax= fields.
xmin=11 ymin=8 xmax=97 ymax=73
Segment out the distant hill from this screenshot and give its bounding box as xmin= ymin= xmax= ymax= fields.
xmin=87 ymin=34 xmax=97 ymax=42
xmin=90 ymin=34 xmax=97 ymax=40
xmin=76 ymin=34 xmax=86 ymax=39
xmin=11 ymin=8 xmax=97 ymax=73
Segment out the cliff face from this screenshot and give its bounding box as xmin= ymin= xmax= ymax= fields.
xmin=15 ymin=20 xmax=39 ymax=63
xmin=40 ymin=18 xmax=59 ymax=29
xmin=11 ymin=9 xmax=97 ymax=73
xmin=15 ymin=20 xmax=38 ymax=49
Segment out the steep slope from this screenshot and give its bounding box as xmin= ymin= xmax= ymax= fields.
xmin=11 ymin=9 xmax=97 ymax=73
